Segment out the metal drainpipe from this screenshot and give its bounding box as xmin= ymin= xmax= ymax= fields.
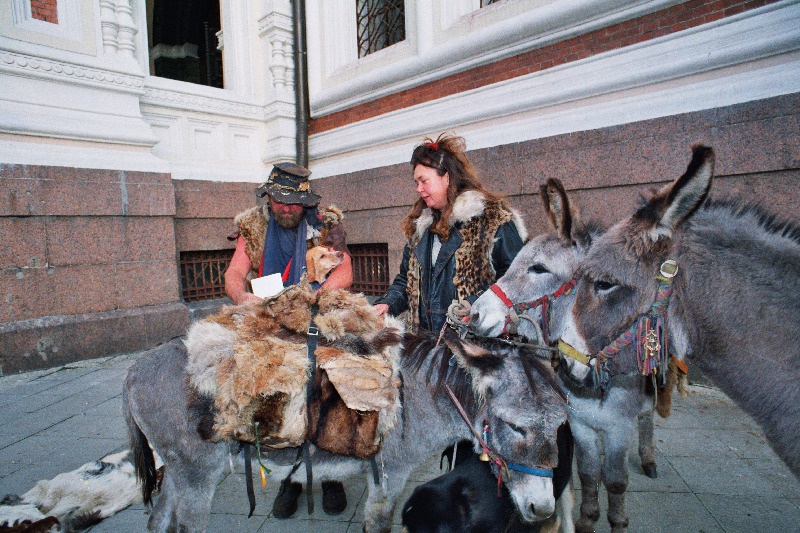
xmin=293 ymin=0 xmax=310 ymax=168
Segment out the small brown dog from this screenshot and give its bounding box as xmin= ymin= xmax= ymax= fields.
xmin=306 ymin=246 xmax=344 ymax=284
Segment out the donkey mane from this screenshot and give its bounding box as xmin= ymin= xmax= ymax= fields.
xmin=700 ymin=198 xmax=800 ymax=245
xmin=573 ymin=219 xmax=606 ymax=249
xmin=402 ymin=331 xmax=566 ymax=411
xmin=402 ymin=331 xmax=477 ymax=410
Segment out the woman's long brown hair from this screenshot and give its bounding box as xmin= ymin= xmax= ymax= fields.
xmin=402 ymin=133 xmax=505 ymax=240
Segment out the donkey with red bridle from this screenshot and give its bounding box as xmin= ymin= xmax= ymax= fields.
xmin=471 ymin=179 xmax=670 ymax=533
xmin=559 ymin=145 xmax=800 ymax=530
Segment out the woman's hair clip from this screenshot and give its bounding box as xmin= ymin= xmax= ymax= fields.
xmin=425 ymin=141 xmax=439 ymax=151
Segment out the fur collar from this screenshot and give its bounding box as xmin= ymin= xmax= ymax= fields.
xmin=413 ymin=190 xmax=527 ymax=242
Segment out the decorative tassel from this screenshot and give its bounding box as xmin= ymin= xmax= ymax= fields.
xmin=253 ymin=422 xmax=271 ymax=487
xmin=480 ymin=422 xmax=490 ymax=461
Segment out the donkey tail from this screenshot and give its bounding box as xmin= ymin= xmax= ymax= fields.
xmin=123 ymin=387 xmax=159 ymax=506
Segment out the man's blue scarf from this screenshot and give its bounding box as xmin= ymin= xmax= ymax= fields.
xmin=261 ymin=207 xmax=320 ymax=287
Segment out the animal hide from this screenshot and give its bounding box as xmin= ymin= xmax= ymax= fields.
xmin=185 ymin=279 xmax=403 ymax=457
xmin=0 ymin=451 xmax=164 ymax=533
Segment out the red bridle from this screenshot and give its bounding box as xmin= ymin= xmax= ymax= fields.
xmin=490 ymin=279 xmax=577 ymax=344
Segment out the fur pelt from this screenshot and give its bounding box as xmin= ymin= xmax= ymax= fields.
xmin=406 ymin=191 xmax=526 ymax=330
xmin=0 ymin=451 xmax=164 ymax=533
xmin=185 ymin=279 xmax=403 ymax=454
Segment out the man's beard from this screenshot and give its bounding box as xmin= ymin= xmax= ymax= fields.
xmin=273 ymin=209 xmax=304 ymax=229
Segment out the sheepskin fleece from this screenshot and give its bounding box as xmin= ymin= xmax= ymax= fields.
xmin=185 ymin=279 xmax=403 ymax=452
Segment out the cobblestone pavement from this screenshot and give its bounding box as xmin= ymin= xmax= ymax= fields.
xmin=1 ymin=350 xmax=798 ymax=532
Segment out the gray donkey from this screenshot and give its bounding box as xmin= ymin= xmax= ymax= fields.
xmin=124 ymin=328 xmax=570 ymax=532
xmin=470 ymin=179 xmax=661 ymax=533
xmin=560 ymin=145 xmax=800 ymax=531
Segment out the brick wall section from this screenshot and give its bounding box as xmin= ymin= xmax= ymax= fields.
xmin=310 ymin=0 xmax=777 ymax=134
xmin=173 ymin=179 xmax=256 ymax=253
xmin=31 ymin=0 xmax=58 ymax=24
xmin=313 ymin=92 xmax=800 ymax=280
xmin=0 ymin=166 xmax=187 ymax=374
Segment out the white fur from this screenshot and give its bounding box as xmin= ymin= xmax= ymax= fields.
xmin=415 ymin=190 xmax=527 ymax=242
xmin=1 ymin=450 xmax=164 ymax=531
xmin=185 ymin=321 xmax=238 ymax=396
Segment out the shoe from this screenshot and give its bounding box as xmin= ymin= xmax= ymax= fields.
xmin=272 ymin=480 xmax=302 ymax=518
xmin=321 ymin=480 xmax=347 ymax=515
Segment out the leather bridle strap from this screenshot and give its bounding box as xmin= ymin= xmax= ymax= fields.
xmin=442 ymin=383 xmax=553 ymax=479
xmin=490 ymin=283 xmax=515 ymax=307
xmin=303 ymin=304 xmax=320 ymax=514
xmin=490 ymin=279 xmax=577 ymax=342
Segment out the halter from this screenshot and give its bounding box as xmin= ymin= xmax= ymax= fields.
xmin=490 ymin=278 xmax=577 ymax=344
xmin=558 ymin=235 xmax=681 ymax=390
xmin=442 ymin=383 xmax=554 ymax=497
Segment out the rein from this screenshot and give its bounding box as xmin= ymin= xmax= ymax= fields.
xmin=559 ymin=235 xmax=681 ymax=390
xmin=491 ymin=278 xmax=577 ymax=344
xmin=436 ymin=325 xmax=555 ymax=489
xmin=442 ymin=382 xmax=553 ymax=496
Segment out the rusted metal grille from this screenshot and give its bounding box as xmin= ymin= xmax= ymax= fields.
xmin=350 ymin=243 xmax=390 ymax=296
xmin=180 ymin=250 xmax=231 ymax=302
xmin=356 ymin=0 xmax=405 ymax=58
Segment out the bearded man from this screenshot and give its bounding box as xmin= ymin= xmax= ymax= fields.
xmin=223 ymin=162 xmax=352 ymax=517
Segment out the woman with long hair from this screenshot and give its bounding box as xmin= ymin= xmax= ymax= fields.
xmin=374 ymin=133 xmax=526 ymax=332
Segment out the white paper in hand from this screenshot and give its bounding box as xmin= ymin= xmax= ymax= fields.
xmin=250 ymin=273 xmax=284 ymax=298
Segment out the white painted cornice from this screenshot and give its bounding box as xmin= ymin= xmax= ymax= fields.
xmin=308 ymin=1 xmax=800 ymax=178
xmin=0 ymin=49 xmax=145 ymax=94
xmin=311 ymin=0 xmax=685 ymax=115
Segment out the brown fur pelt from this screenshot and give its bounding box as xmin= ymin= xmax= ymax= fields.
xmin=655 ymin=357 xmax=689 ymax=418
xmin=185 ymin=279 xmax=402 ymax=451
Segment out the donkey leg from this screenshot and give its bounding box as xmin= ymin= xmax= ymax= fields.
xmin=637 ymin=409 xmax=658 ymax=478
xmin=570 ymin=422 xmax=601 ymax=533
xmin=148 ymin=444 xmax=230 ymax=533
xmin=362 ymin=464 xmax=414 ymax=533
xmin=602 ymin=426 xmax=633 ymax=533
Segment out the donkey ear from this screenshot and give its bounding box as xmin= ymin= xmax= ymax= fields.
xmin=443 ymin=330 xmax=503 ymax=395
xmin=638 ymin=145 xmax=715 ymax=241
xmin=540 ymin=178 xmax=578 ymax=244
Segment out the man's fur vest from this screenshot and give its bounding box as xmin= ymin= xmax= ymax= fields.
xmin=232 ymin=204 xmax=345 ymax=277
xmin=403 ymin=190 xmax=526 ymax=332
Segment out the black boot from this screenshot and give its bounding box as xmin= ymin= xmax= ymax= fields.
xmin=321 ymin=480 xmax=347 ymax=515
xmin=271 ymin=478 xmax=302 ymax=518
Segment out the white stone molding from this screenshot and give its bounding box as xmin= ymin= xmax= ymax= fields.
xmin=258 ymin=2 xmax=294 ymax=101
xmin=114 ymin=0 xmax=137 ymax=58
xmin=3 ymin=0 xmax=95 ymax=54
xmin=0 ymin=49 xmax=145 ymax=92
xmin=99 ymin=0 xmax=118 ymax=55
xmin=255 ymin=0 xmax=298 ymax=165
xmin=308 ymin=1 xmax=800 ymax=178
xmin=141 ymin=83 xmax=265 ymax=120
xmin=309 ymin=0 xmax=686 ymax=115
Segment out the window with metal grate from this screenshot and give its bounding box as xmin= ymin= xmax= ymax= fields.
xmin=179 ymin=249 xmax=232 ymax=302
xmin=349 ymin=243 xmax=390 ymax=296
xmin=356 ymin=0 xmax=405 ymax=58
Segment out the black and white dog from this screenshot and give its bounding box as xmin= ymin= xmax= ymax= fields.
xmin=402 ymin=424 xmax=573 ymax=533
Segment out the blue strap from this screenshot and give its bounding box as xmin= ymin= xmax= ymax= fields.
xmin=505 ymin=462 xmax=554 ymax=478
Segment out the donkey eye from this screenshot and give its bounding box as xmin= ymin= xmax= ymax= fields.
xmin=528 ymin=263 xmax=550 ymax=274
xmin=593 ymin=280 xmax=617 ymax=294
xmin=506 ymin=421 xmax=526 ymax=436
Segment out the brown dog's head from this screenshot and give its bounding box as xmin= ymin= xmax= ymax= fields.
xmin=306 ymin=246 xmax=344 ymax=283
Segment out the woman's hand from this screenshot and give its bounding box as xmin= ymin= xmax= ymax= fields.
xmin=374 ymin=303 xmax=390 ymax=317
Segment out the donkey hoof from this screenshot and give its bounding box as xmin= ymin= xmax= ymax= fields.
xmin=642 ymin=463 xmax=658 ymax=478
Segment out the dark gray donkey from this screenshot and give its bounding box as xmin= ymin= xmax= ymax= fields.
xmin=560 ymin=145 xmax=800 ymax=531
xmin=470 ymin=179 xmax=661 ymax=533
xmin=124 ymin=328 xmax=570 ymax=532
